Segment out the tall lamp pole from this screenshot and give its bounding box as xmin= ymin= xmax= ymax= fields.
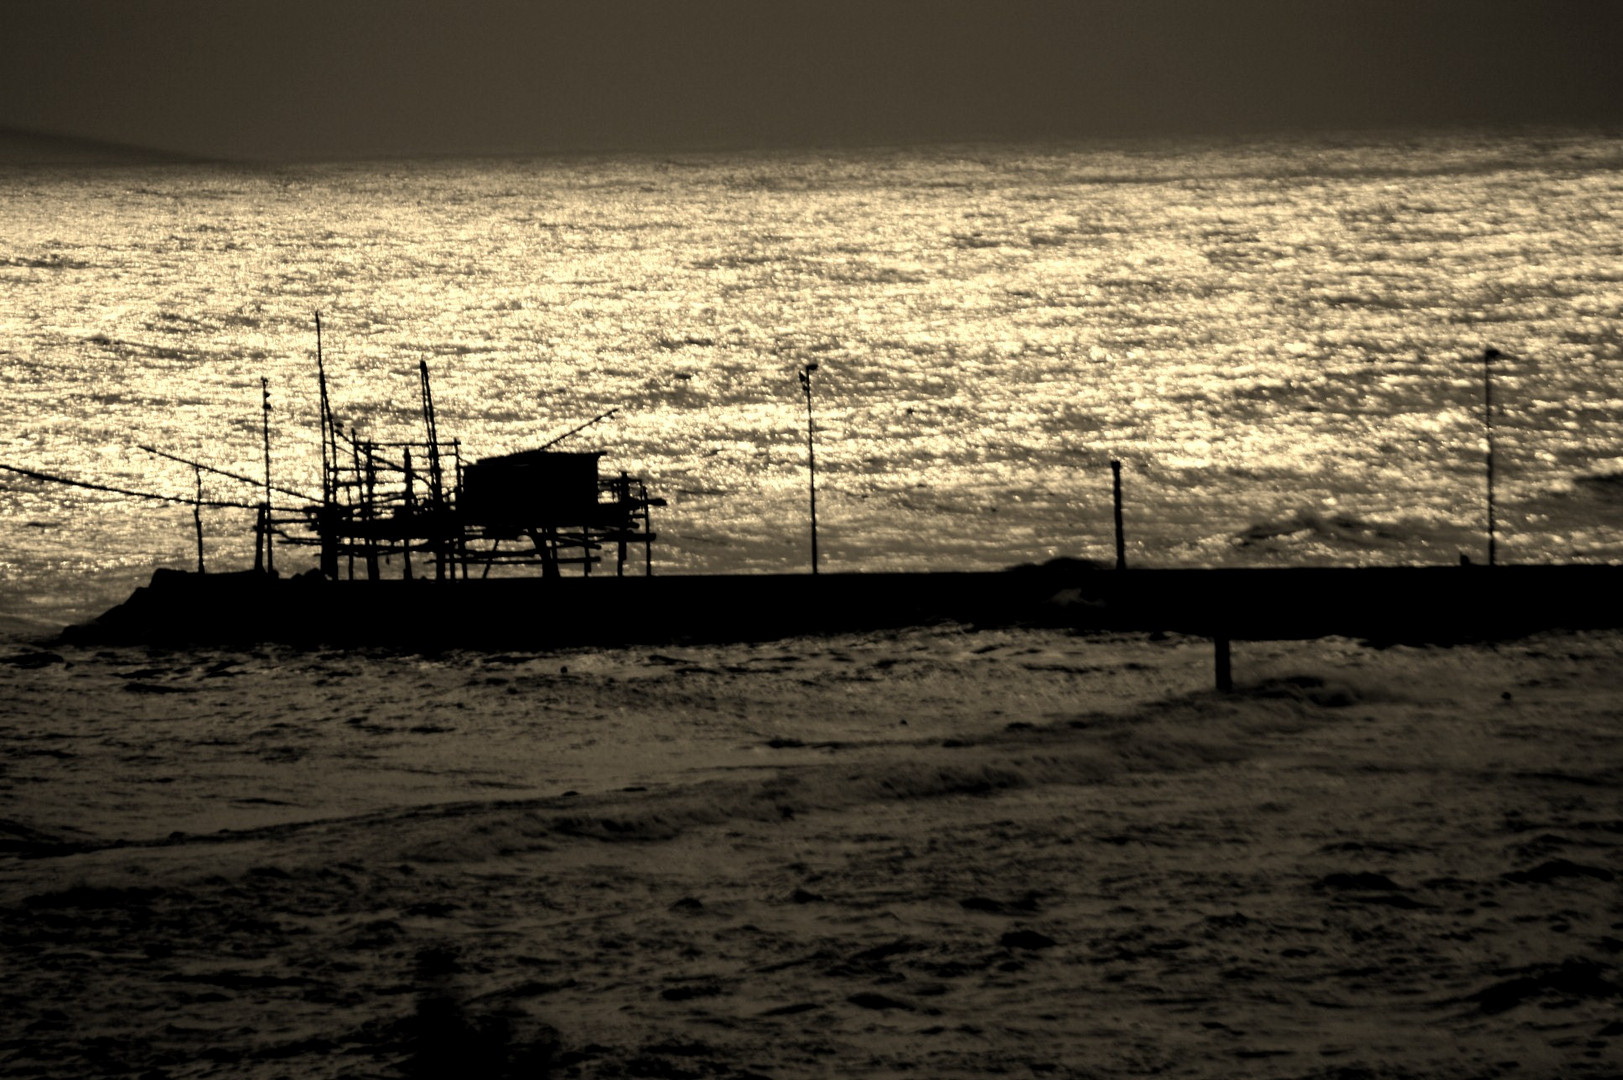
xmin=799 ymin=362 xmax=820 ymax=575
xmin=261 ymin=376 xmax=275 ymax=574
xmin=1483 ymin=347 xmax=1500 ymax=567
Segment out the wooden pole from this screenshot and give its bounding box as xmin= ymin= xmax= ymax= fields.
xmin=1486 ymin=349 xmax=1496 ymax=567
xmin=402 ymin=447 xmax=414 ymax=581
xmin=1111 ymin=459 xmax=1126 ymax=570
xmin=539 ymin=407 xmax=619 ymax=451
xmin=454 ymin=441 xmax=468 ymax=581
xmin=0 ymin=463 xmax=258 ymax=509
xmin=364 ymin=440 xmax=380 ymax=581
xmin=617 ymin=470 xmax=629 ymax=577
xmin=348 ymin=426 xmax=359 ymax=581
xmin=799 ymin=363 xmax=820 ymax=575
xmin=137 ymin=445 xmax=312 ymax=503
xmin=194 ymin=466 xmax=206 ymax=574
xmin=315 ymin=312 xmax=331 ymax=504
xmin=1214 ymin=635 xmax=1232 ymax=692
xmin=261 ymin=377 xmax=274 ymax=574
xmin=643 ymin=481 xmax=653 ymax=577
xmin=315 ymin=313 xmax=339 ymax=580
xmin=420 ymin=362 xmax=446 ymax=581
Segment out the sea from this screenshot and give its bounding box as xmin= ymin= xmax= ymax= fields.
xmin=5 ymin=132 xmax=1623 ymax=1079
xmin=3 ymin=128 xmax=1622 ymax=638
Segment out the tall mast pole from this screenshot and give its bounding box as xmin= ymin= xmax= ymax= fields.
xmin=316 ymin=312 xmax=334 ymax=507
xmin=314 ymin=312 xmax=341 ymax=578
xmin=799 ymin=363 xmax=819 ymax=575
xmin=1484 ymin=347 xmax=1499 ymax=567
xmin=419 ymin=360 xmax=444 ymax=507
xmin=420 ymin=360 xmax=446 ymax=580
xmin=261 ymin=376 xmax=274 ymax=574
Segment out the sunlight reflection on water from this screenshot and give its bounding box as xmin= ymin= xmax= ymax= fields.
xmin=2 ymin=130 xmax=1622 ymax=624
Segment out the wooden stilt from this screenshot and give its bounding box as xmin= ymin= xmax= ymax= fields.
xmin=364 ymin=441 xmax=380 ymax=581
xmin=617 ymin=471 xmax=628 ymax=576
xmin=251 ymin=504 xmax=263 ymax=573
xmin=348 ymin=427 xmax=359 ymax=581
xmin=402 ymin=448 xmax=415 ymax=581
xmin=643 ymin=481 xmax=654 ymax=576
xmin=1215 ymin=636 xmax=1233 ymax=693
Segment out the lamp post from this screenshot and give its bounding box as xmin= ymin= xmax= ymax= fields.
xmin=1483 ymin=347 xmax=1500 ymax=567
xmin=798 ymin=362 xmax=820 ymax=575
xmin=261 ymin=376 xmax=274 ymax=574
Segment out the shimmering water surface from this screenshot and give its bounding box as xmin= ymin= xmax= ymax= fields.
xmin=3 ymin=130 xmax=1622 ymax=632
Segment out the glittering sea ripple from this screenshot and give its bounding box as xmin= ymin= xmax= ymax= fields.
xmin=2 ymin=130 xmax=1621 ymax=630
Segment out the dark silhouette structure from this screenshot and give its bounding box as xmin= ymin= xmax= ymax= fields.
xmin=278 ymin=341 xmax=663 ymax=583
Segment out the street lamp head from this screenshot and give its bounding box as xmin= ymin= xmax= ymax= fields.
xmin=1484 ymin=347 xmax=1502 ymax=361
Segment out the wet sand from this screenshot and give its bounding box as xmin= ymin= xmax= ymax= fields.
xmin=2 ymin=626 xmax=1621 ymax=1078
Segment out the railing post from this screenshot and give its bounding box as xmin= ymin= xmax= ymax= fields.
xmin=1483 ymin=347 xmax=1500 ymax=567
xmin=799 ymin=363 xmax=820 ymax=575
xmin=1111 ymin=459 xmax=1126 ymax=571
xmin=194 ymin=465 xmax=207 ymax=574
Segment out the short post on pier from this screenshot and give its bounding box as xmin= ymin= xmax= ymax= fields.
xmin=193 ymin=465 xmax=206 ymax=574
xmin=1483 ymin=347 xmax=1500 ymax=568
xmin=1111 ymin=459 xmax=1126 ymax=571
xmin=798 ymin=362 xmax=820 ymax=575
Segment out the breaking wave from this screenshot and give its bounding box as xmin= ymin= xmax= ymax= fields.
xmin=1235 ymin=509 xmax=1415 ymax=549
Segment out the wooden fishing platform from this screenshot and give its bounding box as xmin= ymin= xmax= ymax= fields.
xmin=59 ymin=562 xmax=1623 ymax=649
xmin=13 ymin=330 xmax=1622 ymax=658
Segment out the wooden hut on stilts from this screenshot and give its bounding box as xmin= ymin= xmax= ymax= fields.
xmin=277 ymin=330 xmax=663 ymax=582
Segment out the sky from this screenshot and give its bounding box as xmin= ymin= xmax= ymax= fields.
xmin=2 ymin=0 xmax=1621 ymax=161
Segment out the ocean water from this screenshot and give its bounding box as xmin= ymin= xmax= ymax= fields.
xmin=2 ymin=129 xmax=1622 ymax=634
xmin=5 ymin=132 xmax=1623 ymax=1079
